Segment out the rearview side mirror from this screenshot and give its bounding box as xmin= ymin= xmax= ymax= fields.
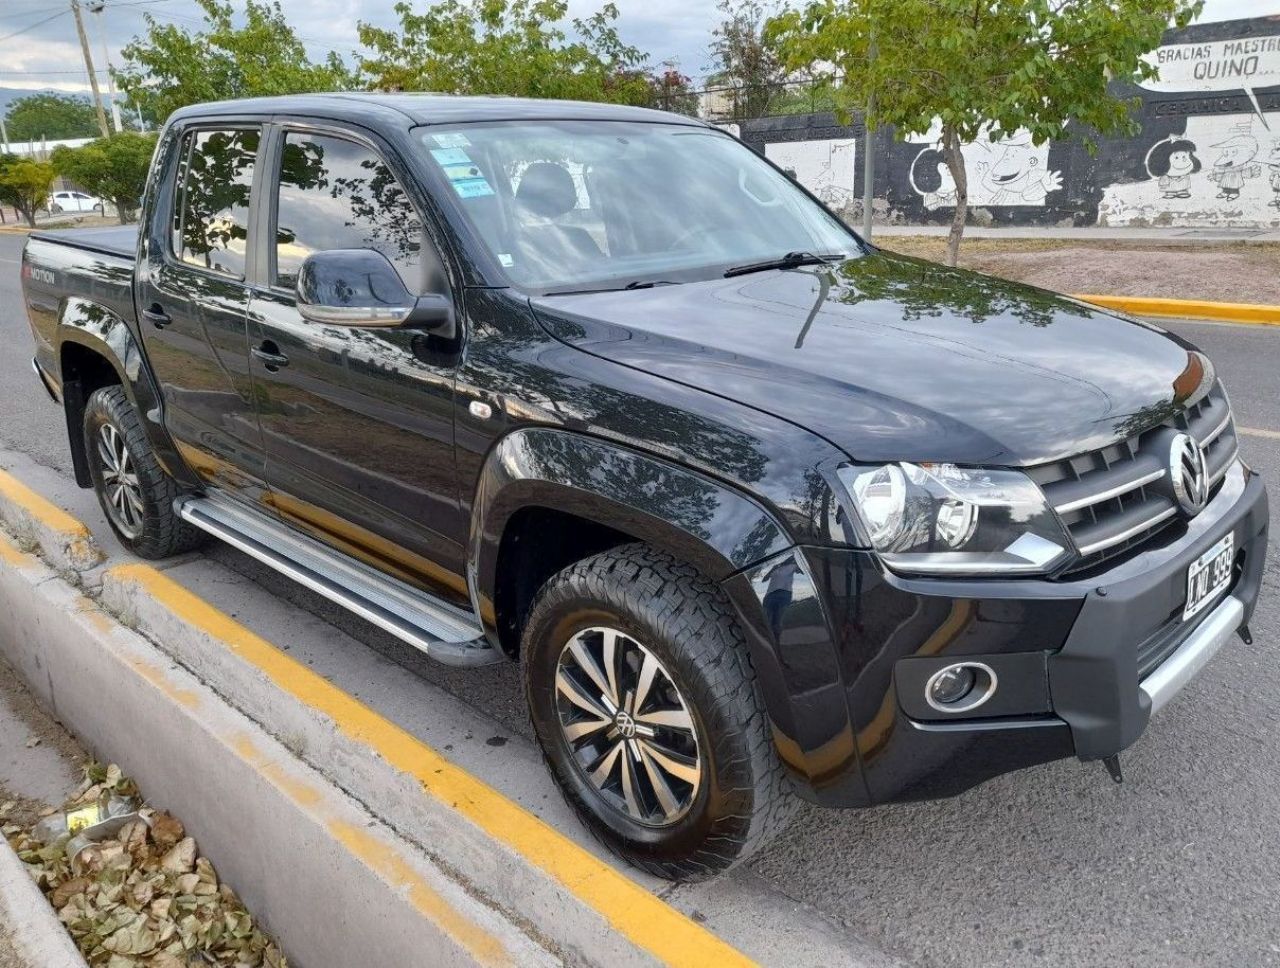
xmin=296 ymin=248 xmax=455 ymax=338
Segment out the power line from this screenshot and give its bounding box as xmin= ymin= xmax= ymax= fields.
xmin=0 ymin=9 xmax=69 ymax=42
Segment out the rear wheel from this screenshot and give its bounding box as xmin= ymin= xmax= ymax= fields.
xmin=523 ymin=543 xmax=796 ymax=880
xmin=83 ymin=386 xmax=204 ymax=558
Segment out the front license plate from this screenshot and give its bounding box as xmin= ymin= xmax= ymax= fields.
xmin=1183 ymin=532 xmax=1234 ymax=621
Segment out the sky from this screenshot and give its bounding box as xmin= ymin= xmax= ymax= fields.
xmin=0 ymin=0 xmax=1277 ymax=98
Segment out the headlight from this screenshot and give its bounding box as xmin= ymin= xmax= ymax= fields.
xmin=834 ymin=462 xmax=1072 ymax=576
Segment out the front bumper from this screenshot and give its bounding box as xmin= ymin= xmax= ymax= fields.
xmin=734 ymin=461 xmax=1268 ymax=808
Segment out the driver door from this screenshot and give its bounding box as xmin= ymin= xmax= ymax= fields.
xmin=246 ymin=123 xmax=468 ymax=606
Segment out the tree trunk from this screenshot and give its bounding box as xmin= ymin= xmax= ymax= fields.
xmin=20 ymin=204 xmax=35 ymax=228
xmin=941 ymin=123 xmax=968 ymax=268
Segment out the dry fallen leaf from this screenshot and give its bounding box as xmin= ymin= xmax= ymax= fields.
xmin=160 ymin=838 xmax=196 ymax=874
xmin=50 ymin=877 xmax=91 ymax=909
xmin=149 ymin=813 xmax=184 ymax=851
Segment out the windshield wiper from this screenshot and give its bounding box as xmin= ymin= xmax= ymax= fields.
xmin=542 ymin=279 xmax=679 ymax=296
xmin=723 ymin=251 xmax=845 ymax=278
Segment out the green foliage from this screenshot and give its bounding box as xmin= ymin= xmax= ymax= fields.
xmin=114 ymin=0 xmax=357 ymax=124
xmin=0 ymin=154 xmax=57 ymax=227
xmin=768 ymin=0 xmax=1203 ymax=263
xmin=707 ymin=0 xmax=786 ymax=120
xmin=3 ymin=92 xmax=101 ymax=141
xmin=357 ymin=0 xmax=651 ymax=105
xmin=51 ymin=132 xmax=158 ymax=224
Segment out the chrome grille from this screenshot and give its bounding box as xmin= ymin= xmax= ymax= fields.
xmin=1026 ymin=384 xmax=1239 ymax=573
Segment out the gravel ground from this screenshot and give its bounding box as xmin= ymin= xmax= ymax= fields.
xmin=877 ymin=237 xmax=1280 ymax=305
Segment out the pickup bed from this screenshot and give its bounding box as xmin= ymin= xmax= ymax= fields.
xmin=22 ymin=93 xmax=1269 ymax=879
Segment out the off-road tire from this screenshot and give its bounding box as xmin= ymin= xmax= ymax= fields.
xmin=83 ymin=386 xmax=204 ymax=558
xmin=523 ymin=543 xmax=797 ymax=880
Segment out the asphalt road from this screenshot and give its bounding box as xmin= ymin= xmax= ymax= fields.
xmin=2 ymin=230 xmax=1278 ymax=968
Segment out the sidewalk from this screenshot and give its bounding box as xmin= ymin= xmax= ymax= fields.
xmin=871 ymin=224 xmax=1280 ymax=244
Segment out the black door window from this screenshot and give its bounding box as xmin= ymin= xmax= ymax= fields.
xmin=273 ymin=132 xmax=422 ymax=291
xmin=171 ymin=128 xmax=260 ymax=279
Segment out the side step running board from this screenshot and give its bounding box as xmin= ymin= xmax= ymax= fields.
xmin=174 ymin=495 xmax=501 ymax=668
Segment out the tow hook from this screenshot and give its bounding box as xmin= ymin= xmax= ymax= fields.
xmin=1101 ymin=755 xmax=1124 ymax=784
xmin=1238 ymin=624 xmax=1253 ymax=645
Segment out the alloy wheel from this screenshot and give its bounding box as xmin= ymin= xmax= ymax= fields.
xmin=554 ymin=626 xmax=702 ymax=827
xmin=96 ymin=423 xmax=145 ymax=538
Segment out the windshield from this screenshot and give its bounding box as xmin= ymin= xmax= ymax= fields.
xmin=417 ymin=120 xmax=861 ymax=292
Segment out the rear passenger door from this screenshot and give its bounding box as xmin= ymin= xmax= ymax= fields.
xmin=136 ymin=124 xmax=268 ymax=501
xmin=246 ymin=124 xmax=468 ymax=605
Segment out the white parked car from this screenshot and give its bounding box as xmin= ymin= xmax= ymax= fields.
xmin=48 ymin=190 xmax=105 ymax=214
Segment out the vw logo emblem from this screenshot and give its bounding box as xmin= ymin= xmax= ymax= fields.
xmin=613 ymin=710 xmax=637 ymax=739
xmin=1169 ymin=432 xmax=1209 ymax=516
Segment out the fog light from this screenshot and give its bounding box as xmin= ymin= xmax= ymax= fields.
xmin=929 ymin=666 xmax=975 ymax=705
xmin=925 ymin=662 xmax=997 ymax=713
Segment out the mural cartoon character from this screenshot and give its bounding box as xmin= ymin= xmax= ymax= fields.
xmin=1208 ymin=133 xmax=1261 ymax=200
xmin=1145 ymin=136 xmax=1201 ymax=199
xmin=908 ymin=147 xmax=957 ymax=209
xmin=1268 ymin=141 xmax=1280 ymax=210
xmin=981 ymin=132 xmax=1063 ymax=205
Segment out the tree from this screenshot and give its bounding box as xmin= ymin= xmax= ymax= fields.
xmin=357 ymin=0 xmax=651 ymax=105
xmin=0 ymin=155 xmax=56 ymax=227
xmin=3 ymin=93 xmax=101 ymax=141
xmin=52 ymin=132 xmax=158 ymax=224
xmin=648 ymin=66 xmax=700 ymax=117
xmin=768 ymin=0 xmax=1203 ymax=265
xmin=114 ymin=0 xmax=357 ymax=124
xmin=707 ymin=0 xmax=786 ymax=120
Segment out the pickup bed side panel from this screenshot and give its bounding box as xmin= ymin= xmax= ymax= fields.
xmin=21 ymin=236 xmax=194 ymax=489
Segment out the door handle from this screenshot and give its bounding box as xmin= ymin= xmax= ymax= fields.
xmin=142 ymin=303 xmax=171 ymax=329
xmin=251 ymin=342 xmax=290 ymax=371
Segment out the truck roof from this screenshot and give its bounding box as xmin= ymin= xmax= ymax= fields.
xmin=169 ymin=92 xmax=709 ymax=129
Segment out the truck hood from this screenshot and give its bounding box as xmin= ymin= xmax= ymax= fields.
xmin=529 ymin=252 xmax=1209 ymax=466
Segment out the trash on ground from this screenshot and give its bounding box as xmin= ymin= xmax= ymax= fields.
xmin=2 ymin=761 xmax=286 ymax=967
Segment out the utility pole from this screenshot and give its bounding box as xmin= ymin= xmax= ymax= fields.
xmin=860 ymin=35 xmax=876 ymax=241
xmin=71 ymin=0 xmax=111 ymax=137
xmin=88 ymin=2 xmax=123 ymax=132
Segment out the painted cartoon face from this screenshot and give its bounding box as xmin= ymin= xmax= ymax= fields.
xmin=1168 ymin=151 xmax=1195 ymax=176
xmin=1214 ymin=141 xmax=1255 ymax=168
xmin=934 ymin=163 xmax=956 ymax=193
xmin=988 ymin=142 xmax=1039 ymax=190
xmin=1269 ymin=143 xmax=1280 ymax=167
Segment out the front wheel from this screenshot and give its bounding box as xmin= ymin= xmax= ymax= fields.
xmin=523 ymin=544 xmax=796 ymax=880
xmin=83 ymin=386 xmax=204 ymax=559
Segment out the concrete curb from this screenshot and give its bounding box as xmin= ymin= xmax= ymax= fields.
xmin=0 ymin=835 xmax=87 ymax=968
xmin=0 ymin=471 xmax=102 ymax=572
xmin=1071 ymin=293 xmax=1280 ymax=326
xmin=0 ymin=534 xmax=560 ymax=968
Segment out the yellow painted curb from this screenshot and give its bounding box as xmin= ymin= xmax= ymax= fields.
xmin=1072 ymin=294 xmax=1280 ymax=325
xmin=106 ymin=562 xmax=756 ymax=968
xmin=0 ymin=469 xmax=102 ymax=569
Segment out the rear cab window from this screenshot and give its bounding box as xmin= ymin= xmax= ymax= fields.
xmin=170 ymin=128 xmax=261 ymax=279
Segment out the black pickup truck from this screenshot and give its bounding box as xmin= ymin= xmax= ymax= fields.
xmin=21 ymin=93 xmax=1269 ymax=879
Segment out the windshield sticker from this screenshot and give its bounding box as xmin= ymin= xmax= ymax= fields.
xmin=498 ymin=253 xmax=514 ymax=267
xmin=430 ymin=147 xmax=472 ymax=166
xmin=432 ymin=133 xmax=471 ymax=149
xmin=441 ymin=163 xmax=483 ymax=182
xmin=452 ymin=177 xmax=495 ymax=198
